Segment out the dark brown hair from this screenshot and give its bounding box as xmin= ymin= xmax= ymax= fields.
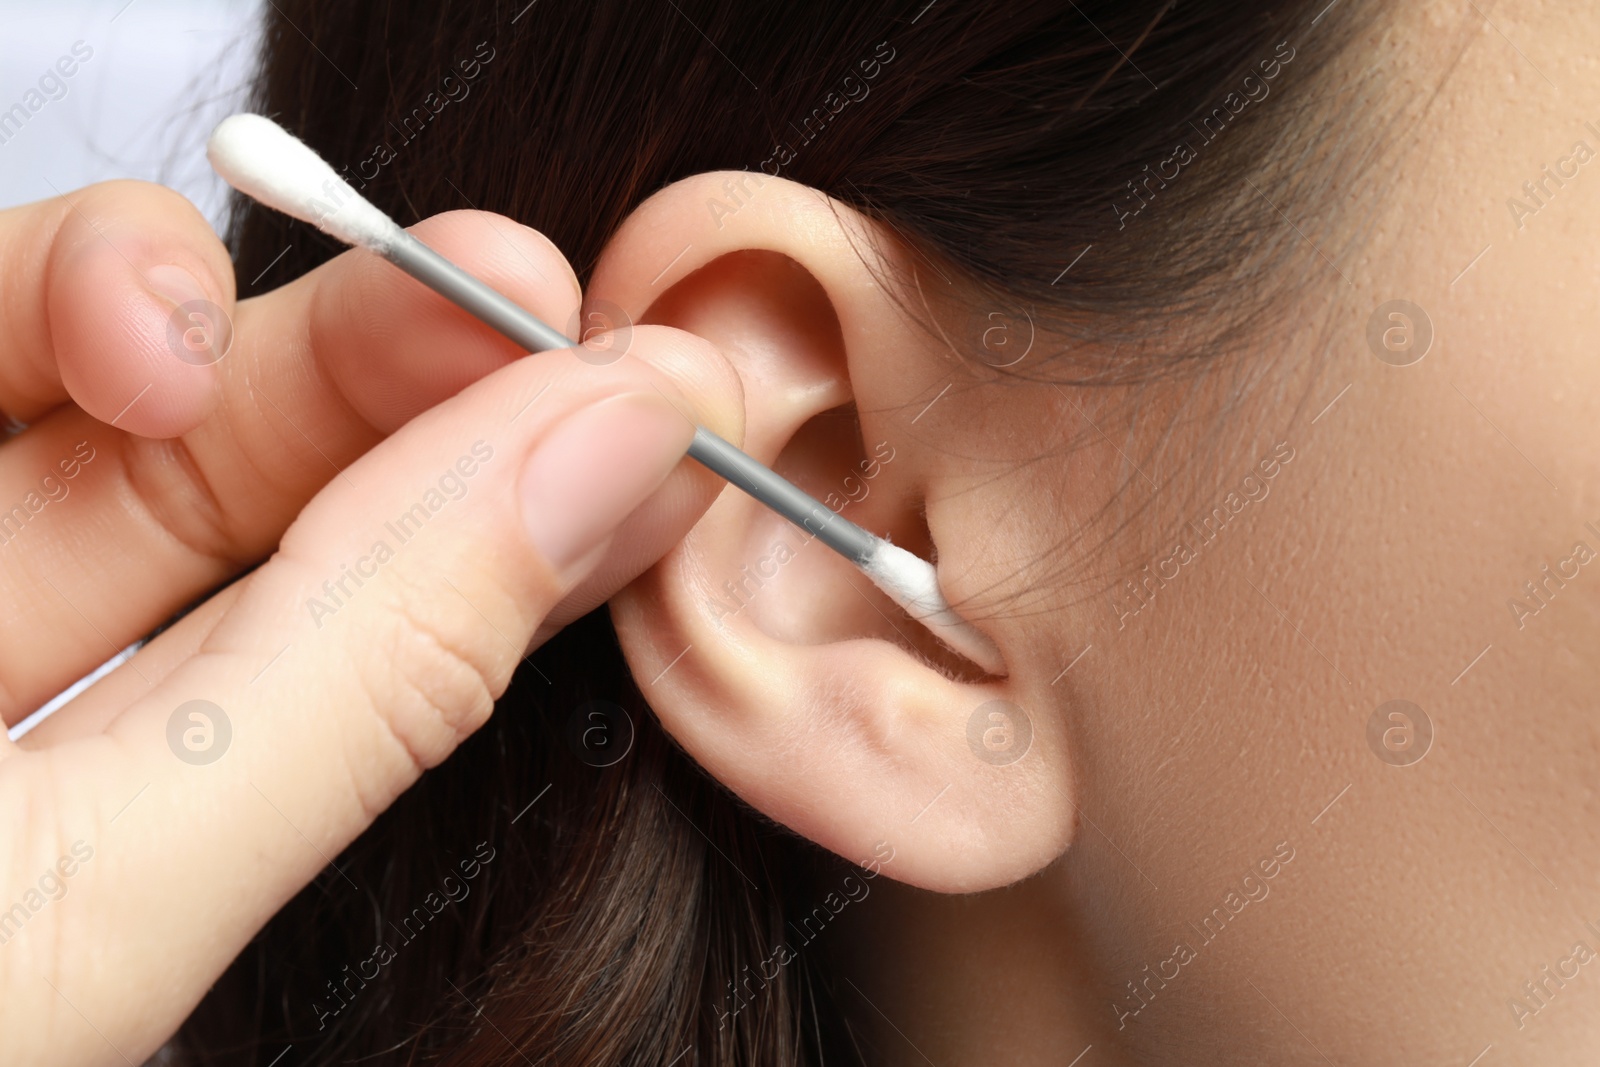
xmin=175 ymin=1 xmax=1371 ymax=1062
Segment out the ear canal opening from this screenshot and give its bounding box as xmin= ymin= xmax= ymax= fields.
xmin=628 ymin=244 xmax=994 ymax=677
xmin=721 ymin=402 xmax=992 ymax=680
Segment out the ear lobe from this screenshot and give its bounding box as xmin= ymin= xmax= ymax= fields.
xmin=591 ymin=172 xmax=1076 ymax=892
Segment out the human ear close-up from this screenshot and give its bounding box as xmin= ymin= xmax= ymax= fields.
xmin=10 ymin=0 xmax=1600 ymax=1065
xmin=594 ymin=173 xmax=1077 ymax=894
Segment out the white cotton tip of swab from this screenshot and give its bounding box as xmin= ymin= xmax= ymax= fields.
xmin=206 ymin=114 xmax=1003 ymax=678
xmin=862 ymin=541 xmax=1006 ymax=677
xmin=206 ymin=113 xmax=407 ymax=255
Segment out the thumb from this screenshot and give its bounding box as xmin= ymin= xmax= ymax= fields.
xmin=14 ymin=345 xmax=715 ymax=1066
xmin=242 ymin=347 xmax=701 ymax=777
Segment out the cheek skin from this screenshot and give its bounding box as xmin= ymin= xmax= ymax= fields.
xmin=923 ymin=2 xmax=1600 ymax=1059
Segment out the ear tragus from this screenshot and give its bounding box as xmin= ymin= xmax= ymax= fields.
xmin=594 ymin=171 xmax=1075 ymax=892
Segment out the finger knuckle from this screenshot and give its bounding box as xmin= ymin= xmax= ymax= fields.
xmin=122 ymin=434 xmax=258 ymax=567
xmin=354 ymin=583 xmax=504 ymax=773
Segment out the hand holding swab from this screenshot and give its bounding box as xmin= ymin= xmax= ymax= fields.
xmin=206 ymin=114 xmax=1004 ymax=676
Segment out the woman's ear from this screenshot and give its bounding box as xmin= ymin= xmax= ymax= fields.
xmin=589 ymin=172 xmax=1075 ymax=893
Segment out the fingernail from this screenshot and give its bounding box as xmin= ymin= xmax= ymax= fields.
xmin=147 ymin=264 xmax=232 ymax=367
xmin=145 ymin=264 xmax=214 ymax=310
xmin=519 ymin=393 xmax=695 ymax=576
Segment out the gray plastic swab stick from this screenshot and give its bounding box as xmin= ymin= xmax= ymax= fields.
xmin=385 ymin=234 xmax=882 ymax=565
xmin=206 ymin=113 xmax=1005 ymax=675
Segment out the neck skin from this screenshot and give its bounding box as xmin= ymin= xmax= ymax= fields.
xmin=830 ymin=868 xmax=1134 ymax=1066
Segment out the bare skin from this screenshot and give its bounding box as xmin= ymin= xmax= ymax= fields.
xmin=6 ymin=0 xmax=1598 ymax=1062
xmin=805 ymin=2 xmax=1600 ymax=1063
xmin=592 ymin=1 xmax=1600 ymax=1063
xmin=0 ymin=184 xmax=744 ymax=1064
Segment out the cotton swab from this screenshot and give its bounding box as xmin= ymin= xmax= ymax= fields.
xmin=206 ymin=114 xmax=1005 ymax=677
